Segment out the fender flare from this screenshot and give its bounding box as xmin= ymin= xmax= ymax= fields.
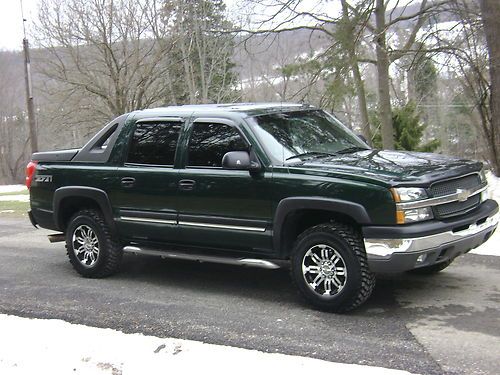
xmin=273 ymin=197 xmax=372 ymax=255
xmin=53 ymin=186 xmax=115 ymax=232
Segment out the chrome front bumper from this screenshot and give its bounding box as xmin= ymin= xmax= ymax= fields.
xmin=363 ymin=210 xmax=498 ymax=273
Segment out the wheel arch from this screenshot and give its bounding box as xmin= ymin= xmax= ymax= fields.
xmin=53 ymin=186 xmax=115 ymax=233
xmin=273 ymin=197 xmax=371 ymax=258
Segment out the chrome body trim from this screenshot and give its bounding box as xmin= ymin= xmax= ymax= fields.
xmin=119 ymin=216 xmax=266 ymax=232
xmin=120 ymin=216 xmax=176 ymax=225
xmin=122 ymin=246 xmax=280 ymax=269
xmin=396 ymin=183 xmax=487 ymax=210
xmin=178 ymin=221 xmax=266 ymax=232
xmin=364 ymin=211 xmax=499 ymax=258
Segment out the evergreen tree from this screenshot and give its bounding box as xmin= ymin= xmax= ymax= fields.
xmin=371 ymin=102 xmax=440 ymax=152
xmin=163 ymin=0 xmax=238 ymax=104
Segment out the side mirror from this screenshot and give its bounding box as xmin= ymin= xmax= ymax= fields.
xmin=222 ymin=151 xmax=261 ymax=171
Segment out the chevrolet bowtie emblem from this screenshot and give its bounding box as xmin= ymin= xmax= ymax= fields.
xmin=456 ymin=188 xmax=470 ymax=202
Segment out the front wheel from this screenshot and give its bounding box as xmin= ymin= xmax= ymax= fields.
xmin=290 ymin=222 xmax=375 ymax=313
xmin=66 ymin=209 xmax=122 ymax=278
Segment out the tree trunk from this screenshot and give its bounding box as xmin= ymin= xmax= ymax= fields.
xmin=352 ymin=59 xmax=372 ymax=144
xmin=375 ymin=0 xmax=394 ymax=149
xmin=480 ymin=0 xmax=500 ymax=175
xmin=341 ymin=0 xmax=372 ymax=145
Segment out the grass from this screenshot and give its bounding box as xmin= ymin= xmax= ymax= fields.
xmin=0 ymin=190 xmax=29 ymax=196
xmin=0 ymin=200 xmax=30 ymax=216
xmin=0 ymin=186 xmax=29 ymax=216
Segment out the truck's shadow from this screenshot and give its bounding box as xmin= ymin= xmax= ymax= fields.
xmin=117 ymin=254 xmax=406 ymax=313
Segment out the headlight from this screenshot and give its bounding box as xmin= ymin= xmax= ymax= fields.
xmin=391 ymin=187 xmax=433 ymax=224
xmin=391 ymin=187 xmax=428 ymax=202
xmin=400 ymin=207 xmax=434 ymax=223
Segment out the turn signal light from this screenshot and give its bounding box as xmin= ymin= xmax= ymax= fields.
xmin=396 ymin=210 xmax=405 ymax=224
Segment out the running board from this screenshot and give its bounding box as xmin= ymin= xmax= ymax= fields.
xmin=48 ymin=233 xmax=65 ymax=243
xmin=122 ymin=246 xmax=280 ymax=270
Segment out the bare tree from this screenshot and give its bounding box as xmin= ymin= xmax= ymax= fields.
xmin=424 ymin=0 xmax=499 ymax=174
xmin=340 ymin=0 xmax=372 ymax=143
xmin=33 ymin=0 xmax=176 ymax=120
xmin=236 ymin=0 xmax=447 ymax=149
xmin=479 ymin=0 xmax=500 ymax=174
xmin=159 ymin=0 xmax=238 ymax=104
xmin=0 ymin=52 xmax=29 ymax=183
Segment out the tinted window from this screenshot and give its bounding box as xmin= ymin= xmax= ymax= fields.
xmin=248 ymin=110 xmax=368 ymax=163
xmin=127 ymin=122 xmax=181 ymax=165
xmin=86 ymin=123 xmax=118 ymax=152
xmin=188 ymin=123 xmax=248 ymax=167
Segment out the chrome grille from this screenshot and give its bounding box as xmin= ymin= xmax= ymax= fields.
xmin=430 ymin=174 xmax=482 ymax=218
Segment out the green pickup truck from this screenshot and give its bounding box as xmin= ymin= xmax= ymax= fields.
xmin=27 ymin=103 xmax=499 ymax=312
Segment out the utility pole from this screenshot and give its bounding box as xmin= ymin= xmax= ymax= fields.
xmin=21 ymin=0 xmax=38 ymax=153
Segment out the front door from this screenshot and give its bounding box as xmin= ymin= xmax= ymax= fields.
xmin=176 ymin=118 xmax=273 ymax=253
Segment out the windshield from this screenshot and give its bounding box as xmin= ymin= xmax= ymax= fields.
xmin=247 ymin=110 xmax=369 ymax=164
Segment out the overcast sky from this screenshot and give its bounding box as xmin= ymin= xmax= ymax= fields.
xmin=0 ymin=0 xmax=39 ymax=50
xmin=0 ymin=0 xmax=343 ymax=51
xmin=0 ymin=0 xmax=410 ymax=52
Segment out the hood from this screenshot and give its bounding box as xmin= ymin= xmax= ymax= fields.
xmin=291 ymin=150 xmax=482 ymax=186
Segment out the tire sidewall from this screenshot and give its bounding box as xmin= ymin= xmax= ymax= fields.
xmin=291 ymin=229 xmax=363 ymax=310
xmin=66 ymin=212 xmax=108 ymax=277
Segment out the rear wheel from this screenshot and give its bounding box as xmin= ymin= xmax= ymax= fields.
xmin=66 ymin=209 xmax=122 ymax=278
xmin=290 ymin=222 xmax=375 ymax=313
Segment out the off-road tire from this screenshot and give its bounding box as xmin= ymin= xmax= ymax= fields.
xmin=408 ymin=259 xmax=453 ymax=275
xmin=290 ymin=222 xmax=375 ymax=313
xmin=65 ymin=209 xmax=122 ymax=278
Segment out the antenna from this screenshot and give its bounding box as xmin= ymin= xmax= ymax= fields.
xmin=20 ymin=0 xmax=38 ymax=153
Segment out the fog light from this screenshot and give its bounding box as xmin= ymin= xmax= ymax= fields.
xmin=364 ymin=239 xmax=413 ymax=257
xmin=416 ymin=254 xmax=427 ymax=264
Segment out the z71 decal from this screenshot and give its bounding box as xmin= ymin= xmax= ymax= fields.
xmin=35 ymin=175 xmax=53 ymax=183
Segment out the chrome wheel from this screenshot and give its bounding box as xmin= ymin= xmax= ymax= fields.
xmin=302 ymin=244 xmax=347 ymax=297
xmin=72 ymin=224 xmax=100 ymax=268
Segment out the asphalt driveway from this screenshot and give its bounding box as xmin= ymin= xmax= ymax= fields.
xmin=0 ymin=216 xmax=498 ymax=374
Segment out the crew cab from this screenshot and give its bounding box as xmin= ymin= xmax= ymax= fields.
xmin=27 ymin=103 xmax=499 ymax=312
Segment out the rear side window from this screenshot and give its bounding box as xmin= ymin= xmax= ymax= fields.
xmin=187 ymin=122 xmax=248 ymax=167
xmin=93 ymin=123 xmax=118 ymax=151
xmin=127 ymin=121 xmax=181 ymax=165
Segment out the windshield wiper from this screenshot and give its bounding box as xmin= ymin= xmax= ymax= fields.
xmin=335 ymin=146 xmax=370 ymax=154
xmin=285 ymin=151 xmax=336 ymax=161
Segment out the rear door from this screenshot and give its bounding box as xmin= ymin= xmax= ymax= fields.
xmin=111 ymin=118 xmax=183 ymax=244
xmin=176 ymin=118 xmax=273 ymax=253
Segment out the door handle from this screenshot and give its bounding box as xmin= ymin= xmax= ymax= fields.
xmin=178 ymin=179 xmax=196 ymax=191
xmin=121 ymin=177 xmax=136 ymax=187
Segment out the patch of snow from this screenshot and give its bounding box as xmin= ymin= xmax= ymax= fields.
xmin=0 ymin=185 xmax=26 ymax=194
xmin=0 ymin=314 xmax=417 ymax=375
xmin=470 ymin=229 xmax=498 ymax=256
xmin=0 ymin=195 xmax=29 ymax=202
xmin=470 ymin=172 xmax=499 ymax=257
xmin=485 ymin=171 xmax=500 ymax=201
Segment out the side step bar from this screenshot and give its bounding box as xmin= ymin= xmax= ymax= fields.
xmin=48 ymin=233 xmax=65 ymax=243
xmin=122 ymin=246 xmax=281 ymax=270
